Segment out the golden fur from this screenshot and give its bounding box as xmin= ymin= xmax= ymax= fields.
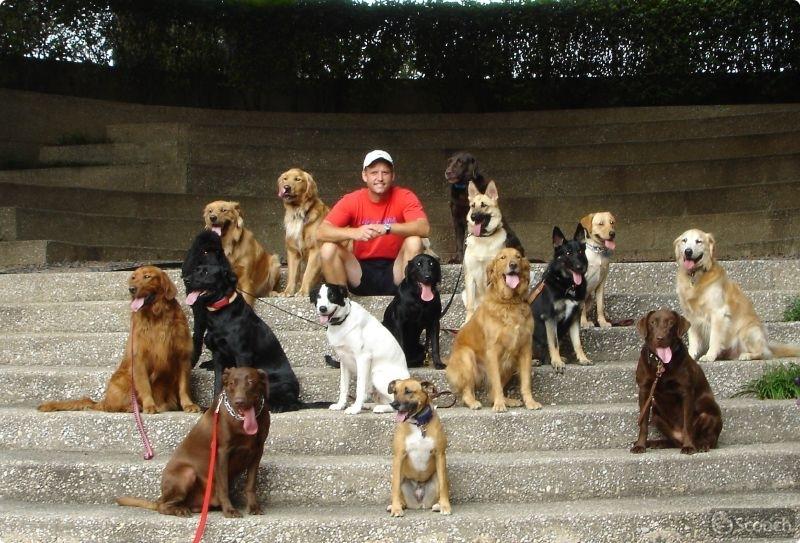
xmin=579 ymin=211 xmax=617 ymax=328
xmin=387 ymin=378 xmax=451 ymax=517
xmin=447 ymin=248 xmax=541 ymax=412
xmin=277 ymin=168 xmax=329 ymax=296
xmin=674 ymin=228 xmax=800 ymax=361
xmin=203 ymin=200 xmax=281 ymax=305
xmin=38 ymin=266 xmax=199 ymax=414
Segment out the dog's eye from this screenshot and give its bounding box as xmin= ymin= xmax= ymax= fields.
xmin=682 ymin=238 xmax=687 ymax=243
xmin=480 ymin=203 xmax=486 ymax=208
xmin=417 ymin=261 xmax=422 ymax=266
xmin=144 ymin=275 xmax=151 ymax=279
xmin=696 ymin=239 xmax=703 ymax=244
xmin=598 ymin=222 xmax=604 ymax=226
xmin=405 ymin=387 xmax=411 ymax=394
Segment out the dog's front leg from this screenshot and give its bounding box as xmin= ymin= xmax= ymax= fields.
xmin=631 ymin=383 xmax=651 ymax=454
xmin=687 ymin=323 xmax=704 ymax=359
xmin=432 ymin=450 xmax=451 ymax=515
xmin=190 ymin=306 xmax=207 ymax=366
xmin=214 ymin=445 xmax=240 ymax=518
xmin=389 ymin=448 xmax=406 ymax=517
xmin=428 ymin=319 xmax=444 ymax=369
xmin=569 ymin=318 xmax=593 ymax=365
xmin=464 ymin=275 xmax=476 ymax=322
xmin=595 ymin=282 xmax=611 ymax=328
xmin=329 ymin=361 xmax=350 ymax=411
xmin=345 ymin=354 xmax=370 ymax=414
xmin=485 ymin=346 xmax=508 ymax=412
xmin=699 ymin=310 xmax=726 ymax=362
xmin=282 ymin=248 xmax=300 ymax=296
xmin=680 ymin=389 xmax=697 ymax=455
xmin=299 ymin=247 xmax=323 ymax=296
xmin=517 ymin=343 xmax=542 ymax=410
xmin=130 ymin=350 xmax=158 ymax=413
xmin=244 ymin=447 xmax=263 ymax=515
xmin=545 ymin=320 xmax=565 ymax=373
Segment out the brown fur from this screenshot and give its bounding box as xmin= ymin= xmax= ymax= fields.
xmin=277 ymin=168 xmax=330 ymax=296
xmin=203 ymin=200 xmax=281 ymax=305
xmin=117 ymin=367 xmax=270 ymax=517
xmin=631 ymin=309 xmax=722 ymax=455
xmin=446 ymin=248 xmax=542 ymax=412
xmin=387 ymin=378 xmax=451 ymax=517
xmin=38 ymin=266 xmax=199 ymax=414
xmin=674 ymin=228 xmax=800 ymax=361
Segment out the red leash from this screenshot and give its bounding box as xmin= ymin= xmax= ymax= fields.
xmin=193 ymin=396 xmax=221 ymax=543
xmin=128 ymin=314 xmax=154 ymax=460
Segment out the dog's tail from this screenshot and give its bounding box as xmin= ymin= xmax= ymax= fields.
xmin=116 ymin=496 xmax=159 ymax=511
xmin=769 ymin=342 xmax=800 ymax=358
xmin=37 ymin=397 xmax=97 ymax=412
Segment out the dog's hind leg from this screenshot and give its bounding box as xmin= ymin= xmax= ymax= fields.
xmin=157 ymin=466 xmax=196 ymax=517
xmin=738 ymin=326 xmax=770 ymax=361
xmin=545 ymin=320 xmax=565 ymax=373
xmin=446 ymin=349 xmax=482 ymax=409
xmin=568 ymin=319 xmax=592 ymax=365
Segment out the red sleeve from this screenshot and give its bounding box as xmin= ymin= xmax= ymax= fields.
xmin=325 ymin=193 xmax=356 ymax=227
xmin=399 ymin=188 xmax=427 ymax=222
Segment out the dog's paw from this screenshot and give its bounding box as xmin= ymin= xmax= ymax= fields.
xmin=504 ymin=397 xmax=523 ymax=408
xmin=182 ymin=403 xmax=201 ymax=413
xmin=630 ymin=444 xmax=647 ymax=454
xmin=531 ymin=358 xmax=542 ymax=367
xmin=372 ymin=405 xmax=394 ymax=414
xmin=598 ymin=320 xmax=612 ymax=329
xmin=492 ymin=401 xmax=507 ymax=413
xmin=247 ymin=503 xmax=262 ymax=515
xmin=222 ymin=507 xmax=242 ymax=518
xmin=681 ymin=445 xmax=697 ymax=455
xmin=525 ymin=399 xmax=543 ymax=410
xmin=550 ymin=359 xmax=566 ymax=374
xmin=580 ymin=320 xmax=593 ymax=329
xmin=143 ymin=403 xmax=158 ymax=414
xmin=344 ymin=405 xmax=364 ymax=415
xmin=433 ymin=502 xmax=452 ymax=515
xmin=688 ymin=349 xmax=701 ymax=360
xmin=738 ymin=353 xmax=754 ymax=361
xmin=699 ymin=353 xmax=716 ymax=362
xmin=329 ymin=402 xmax=346 ymax=411
xmin=576 ymin=356 xmax=593 ymax=366
xmin=389 ymin=504 xmax=405 ymax=517
xmin=466 ymin=400 xmax=482 ymax=410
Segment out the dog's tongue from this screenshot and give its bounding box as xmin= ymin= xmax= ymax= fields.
xmin=505 ymin=274 xmax=520 ymax=289
xmin=419 ymin=282 xmax=434 ymax=302
xmin=242 ymin=407 xmax=258 ymax=435
xmin=211 ymin=226 xmax=222 ymax=236
xmin=656 ymin=347 xmax=672 ymax=364
xmin=471 ymin=223 xmax=482 ymax=237
xmin=185 ymin=291 xmax=204 ymax=306
xmin=605 ymin=239 xmax=616 ymax=250
xmin=395 ymin=411 xmax=409 ymax=423
xmin=571 ymin=271 xmax=582 ymax=285
xmin=683 ymin=258 xmax=696 ymax=271
xmin=319 ymin=314 xmax=331 ymax=325
xmin=278 ymin=187 xmax=286 ymax=198
xmin=130 ymin=297 xmax=145 ymax=312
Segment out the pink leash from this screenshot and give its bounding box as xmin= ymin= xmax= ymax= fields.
xmin=129 ymin=313 xmax=154 ymax=460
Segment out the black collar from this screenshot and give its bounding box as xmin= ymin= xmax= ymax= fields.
xmin=327 ymin=307 xmax=349 ymax=326
xmin=410 ymin=405 xmax=434 ymax=427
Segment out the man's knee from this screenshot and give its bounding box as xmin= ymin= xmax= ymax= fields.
xmin=402 ymin=236 xmax=423 ymax=255
xmin=320 ymin=241 xmax=341 ymax=261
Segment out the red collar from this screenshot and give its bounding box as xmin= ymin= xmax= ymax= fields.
xmin=207 ymin=291 xmax=238 ymax=312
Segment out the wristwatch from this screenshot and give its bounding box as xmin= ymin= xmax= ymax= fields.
xmin=383 ymin=223 xmax=392 ymax=234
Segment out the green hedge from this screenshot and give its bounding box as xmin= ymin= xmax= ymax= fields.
xmin=1 ymin=0 xmax=799 ymax=110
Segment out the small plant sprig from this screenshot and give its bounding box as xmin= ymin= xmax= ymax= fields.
xmin=734 ymin=362 xmax=800 ymax=400
xmin=784 ymin=296 xmax=800 ymax=322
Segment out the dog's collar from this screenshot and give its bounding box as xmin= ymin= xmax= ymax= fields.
xmin=452 ymin=181 xmax=466 ymax=190
xmin=410 ymin=405 xmax=434 ymax=427
xmin=586 ymin=240 xmax=613 ymax=257
xmin=542 ymin=269 xmax=580 ymax=297
xmin=218 ymin=390 xmax=266 ymax=421
xmin=207 ymin=291 xmax=238 ymax=311
xmin=327 ymin=307 xmax=349 ymax=326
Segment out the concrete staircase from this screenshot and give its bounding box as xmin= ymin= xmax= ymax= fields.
xmin=2 ymin=100 xmax=800 ymax=268
xmin=0 ymin=261 xmax=798 ymax=541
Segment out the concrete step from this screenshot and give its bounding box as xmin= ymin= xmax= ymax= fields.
xmin=1 ymin=491 xmax=797 ymax=543
xmin=38 ymin=141 xmax=184 ymax=167
xmin=2 ymin=399 xmax=794 ymax=456
xmin=0 ymin=163 xmax=187 ymax=193
xmin=8 ymin=358 xmax=797 ymax=409
xmin=0 ymin=239 xmax=187 ymax=270
xmin=180 ymin=132 xmax=800 ymax=172
xmin=0 ymin=443 xmax=796 ymax=506
xmin=104 ymin=111 xmax=800 ymax=149
xmin=2 ymin=260 xmax=797 ymax=302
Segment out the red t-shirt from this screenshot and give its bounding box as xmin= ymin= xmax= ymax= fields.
xmin=325 ymin=186 xmax=427 ymax=260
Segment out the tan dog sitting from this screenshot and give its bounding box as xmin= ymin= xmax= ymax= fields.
xmin=203 ymin=200 xmax=281 ymax=305
xmin=277 ymin=168 xmax=330 ymax=296
xmin=387 ymin=378 xmax=451 ymax=517
xmin=578 ymin=211 xmax=617 ymax=328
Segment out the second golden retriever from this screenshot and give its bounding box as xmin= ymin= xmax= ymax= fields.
xmin=674 ymin=228 xmax=800 ymax=361
xmin=277 ymin=168 xmax=329 ymax=296
xmin=203 ymin=200 xmax=281 ymax=305
xmin=446 ymin=248 xmax=542 ymax=412
xmin=578 ymin=211 xmax=617 ymax=328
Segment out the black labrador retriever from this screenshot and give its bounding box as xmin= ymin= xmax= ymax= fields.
xmin=182 ymin=233 xmax=304 ymax=412
xmin=382 ymin=254 xmax=444 ymax=369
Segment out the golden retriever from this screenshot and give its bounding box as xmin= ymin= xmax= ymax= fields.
xmin=203 ymin=200 xmax=281 ymax=305
xmin=38 ymin=266 xmax=200 ymax=414
xmin=446 ymin=248 xmax=542 ymax=412
xmin=674 ymin=228 xmax=800 ymax=361
xmin=277 ymin=168 xmax=330 ymax=296
xmin=578 ymin=211 xmax=617 ymax=328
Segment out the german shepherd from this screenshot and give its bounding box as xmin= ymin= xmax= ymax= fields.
xmin=462 ymin=180 xmax=524 ymax=323
xmin=531 ymin=225 xmax=592 ymax=373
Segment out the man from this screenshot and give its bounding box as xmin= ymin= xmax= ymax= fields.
xmin=318 ymin=150 xmax=430 ymax=296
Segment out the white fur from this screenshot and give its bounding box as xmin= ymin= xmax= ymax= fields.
xmin=284 ymin=210 xmax=305 ymax=252
xmin=404 ymin=425 xmax=436 ymax=472
xmin=462 ymin=228 xmax=507 ymax=323
xmin=317 ymin=285 xmax=410 ymax=414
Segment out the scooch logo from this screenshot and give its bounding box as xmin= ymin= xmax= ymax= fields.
xmin=711 ymin=511 xmax=795 ymax=537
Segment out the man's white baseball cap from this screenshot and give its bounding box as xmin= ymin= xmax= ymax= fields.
xmin=363 ymin=150 xmax=393 ymax=169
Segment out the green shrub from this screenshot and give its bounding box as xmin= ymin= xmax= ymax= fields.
xmin=734 ymin=363 xmax=800 ymax=400
xmin=784 ymin=296 xmax=800 ymax=322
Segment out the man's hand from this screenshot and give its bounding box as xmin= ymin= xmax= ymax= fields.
xmin=351 ymin=224 xmax=385 ymax=242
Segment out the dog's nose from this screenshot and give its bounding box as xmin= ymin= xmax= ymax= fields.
xmin=609 ymin=231 xmax=616 ymax=239
xmin=509 ymin=261 xmax=518 ymax=271
xmin=283 ymin=185 xmax=291 ymax=193
xmin=233 ymin=398 xmax=248 ymax=409
xmin=128 ymin=287 xmax=136 ymax=294
xmin=319 ymin=305 xmax=327 ymax=313
xmin=210 ymin=215 xmax=217 ymax=223
xmin=684 ymin=248 xmax=693 ymax=258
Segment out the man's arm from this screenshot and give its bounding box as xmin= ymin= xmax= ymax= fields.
xmin=318 ymin=220 xmax=385 ymax=243
xmin=387 ymin=217 xmax=430 ymax=238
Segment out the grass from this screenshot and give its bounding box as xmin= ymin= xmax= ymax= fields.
xmin=734 ymin=362 xmax=800 ymax=400
xmin=784 ymin=296 xmax=800 ymax=321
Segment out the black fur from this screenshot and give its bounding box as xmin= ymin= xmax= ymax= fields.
xmin=182 ymin=250 xmax=304 ymax=412
xmin=309 ymin=283 xmax=348 ymax=308
xmin=531 ymin=225 xmax=588 ymax=367
xmin=445 ymin=151 xmax=524 ymax=260
xmin=382 ymin=254 xmax=443 ymax=369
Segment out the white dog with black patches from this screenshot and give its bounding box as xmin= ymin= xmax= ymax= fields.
xmin=311 ymin=283 xmax=410 ymax=415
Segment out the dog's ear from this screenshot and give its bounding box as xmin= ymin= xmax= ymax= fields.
xmin=573 ymin=222 xmax=587 ymax=242
xmin=485 ymin=180 xmax=499 ymax=201
xmin=202 ymin=205 xmax=211 ymax=226
xmin=309 ymin=285 xmax=320 ymax=305
xmin=431 ymin=256 xmax=442 ymax=285
xmin=706 ymin=232 xmax=716 ymax=260
xmin=466 ymin=155 xmax=477 ymax=181
xmin=519 ymin=257 xmax=531 ymax=292
xmin=636 ymin=311 xmax=654 ymax=339
xmin=257 ymin=369 xmax=270 ymax=402
xmin=303 ymin=171 xmax=318 ymax=201
xmin=552 ymin=227 xmax=566 ymax=247
xmin=222 ymin=367 xmax=232 ymax=388
xmin=420 ymin=381 xmax=437 ymax=397
xmin=232 ymin=202 xmax=244 ymax=227
xmin=227 ymin=268 xmax=239 ymax=289
xmin=673 ymin=232 xmax=685 ymax=262
xmin=675 ymin=312 xmax=691 ymax=338
xmin=162 ymin=270 xmax=177 ymax=300
xmin=404 ymin=257 xmax=415 ymax=279
xmin=387 ymin=379 xmax=398 ymax=395
xmin=467 ymin=180 xmax=478 ymax=200
xmin=580 ymin=213 xmax=594 ymax=234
